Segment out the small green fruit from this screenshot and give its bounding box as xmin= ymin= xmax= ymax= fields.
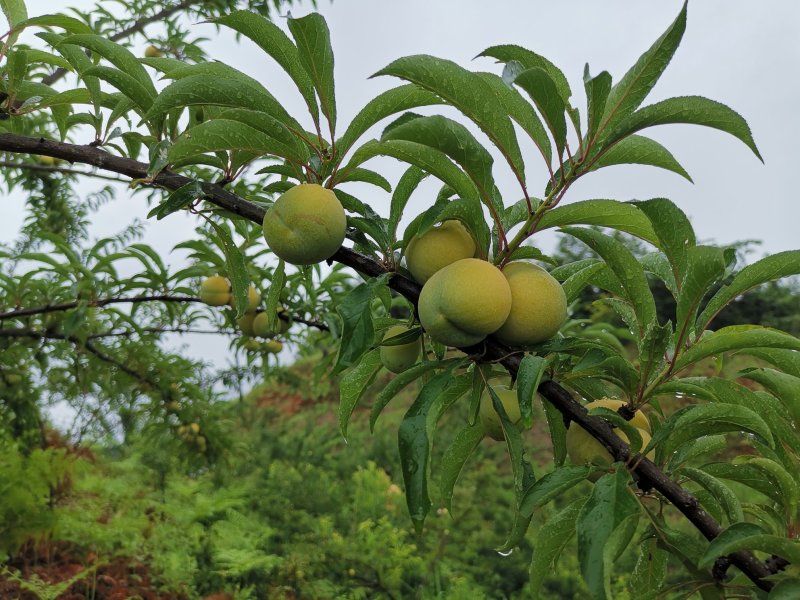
xmin=199 ymin=276 xmax=231 ymax=307
xmin=419 ymin=258 xmax=512 ymax=347
xmin=379 ymin=325 xmax=422 ymax=373
xmin=405 ymin=219 xmax=476 ymax=283
xmin=479 ymin=385 xmax=522 ymax=441
xmin=262 ymin=183 xmax=347 ymax=265
xmin=228 ymin=286 xmax=261 ymax=312
xmin=144 ymin=45 xmax=162 ymax=58
xmin=237 ymin=313 xmax=256 ymax=336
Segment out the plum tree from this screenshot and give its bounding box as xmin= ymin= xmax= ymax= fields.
xmin=262 ymin=183 xmax=347 ymax=265
xmin=379 ymin=325 xmax=422 ymax=373
xmin=404 ymin=219 xmax=476 ymax=283
xmin=418 ymin=258 xmax=512 ymax=347
xmin=199 ymin=276 xmax=231 ymax=306
xmin=479 ymin=384 xmax=522 ymax=441
xmin=494 ymin=262 xmax=567 ymax=346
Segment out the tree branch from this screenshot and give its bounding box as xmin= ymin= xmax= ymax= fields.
xmin=0 ymin=131 xmax=787 ymax=591
xmin=0 ymin=294 xmax=201 ymax=320
xmin=0 ymin=160 xmax=131 ymax=182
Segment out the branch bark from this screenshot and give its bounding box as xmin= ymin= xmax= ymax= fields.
xmin=0 ymin=132 xmax=788 ymax=592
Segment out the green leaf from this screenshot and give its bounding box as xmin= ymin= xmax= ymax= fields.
xmin=740 ymin=457 xmax=800 ymax=518
xmin=632 ymin=198 xmax=695 ymax=283
xmin=206 ymin=221 xmax=249 ymax=319
xmin=584 ymin=65 xmax=612 ymax=143
xmin=478 ymin=44 xmax=572 ymax=104
xmin=678 ymin=466 xmax=743 ymax=523
xmin=169 ymin=119 xmax=300 ymax=164
xmin=14 ymin=13 xmax=91 ymax=34
xmin=216 ymin=109 xmax=308 ymax=161
xmin=628 ymin=538 xmax=668 ymax=600
xmin=474 ymin=71 xmax=552 ymax=165
xmin=597 ymin=3 xmax=687 ymax=139
xmin=672 ymin=326 xmax=800 ymax=372
xmin=702 ymin=462 xmax=785 ymax=505
xmin=214 ymin=10 xmax=319 ymax=127
xmin=147 ymin=181 xmax=204 ymax=220
xmin=536 ymin=199 xmax=658 ymax=244
xmin=59 ymin=34 xmax=156 ymax=99
xmin=659 ymin=403 xmax=773 ymax=457
xmin=82 ymin=65 xmax=153 ymax=113
xmin=529 ymin=498 xmax=585 ymax=596
xmin=520 ymin=465 xmax=592 ymax=516
xmin=674 ymin=245 xmax=726 ymax=343
xmin=399 ymin=369 xmax=456 ymax=532
xmin=345 ymin=139 xmax=480 ymax=204
xmin=739 ymin=367 xmax=800 ymax=423
xmin=563 ymin=227 xmax=657 ymax=337
xmin=609 ymin=95 xmax=762 ymax=161
xmin=333 ymin=279 xmax=382 ymax=375
xmin=337 ymin=84 xmax=442 ymax=155
xmin=513 ymin=67 xmax=567 ymax=155
xmin=541 ymin=395 xmax=568 ymax=466
xmin=374 ymin=54 xmax=527 ymax=187
xmin=338 ymin=348 xmax=383 ymax=438
xmin=334 ymin=167 xmax=392 ymax=192
xmin=577 ymin=466 xmax=640 ymax=600
xmin=517 ymin=354 xmax=546 ymax=428
xmin=263 ymin=258 xmax=285 ymax=334
xmin=439 ymin=423 xmax=484 ymax=513
xmin=741 ymin=348 xmax=800 ymax=379
xmin=382 ymin=114 xmax=496 ymax=207
xmin=144 ymin=76 xmax=299 ymax=132
xmin=388 ymin=166 xmax=426 ymax=242
xmin=770 ymin=579 xmax=800 ymax=599
xmin=590 ymin=135 xmax=691 ymax=181
xmin=697 ymin=250 xmax=800 ymax=331
xmin=698 ymin=523 xmax=800 ymax=570
xmin=287 ymin=13 xmax=336 ymax=131
xmin=1 ymin=0 xmax=27 ymax=45
xmin=369 ymin=360 xmax=443 ymax=432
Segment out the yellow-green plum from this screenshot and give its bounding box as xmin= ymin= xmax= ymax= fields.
xmin=262 ymin=183 xmax=346 ymax=265
xmin=252 ymin=308 xmax=290 ymax=337
xmin=404 ymin=219 xmax=477 ymax=283
xmin=228 ymin=286 xmax=261 ymax=312
xmin=379 ymin=325 xmax=422 ymax=373
xmin=199 ymin=276 xmax=231 ymax=306
xmin=264 ymin=340 xmax=283 ymax=354
xmin=479 ymin=384 xmax=523 ymax=441
xmin=494 ymin=262 xmax=567 ymax=347
xmin=144 ymin=45 xmax=162 ymax=58
xmin=419 ymin=258 xmax=512 ymax=347
xmin=237 ymin=313 xmax=256 ymax=336
xmin=566 ymin=399 xmax=652 ymax=467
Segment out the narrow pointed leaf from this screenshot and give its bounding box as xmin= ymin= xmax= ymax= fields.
xmin=478 ymin=44 xmax=572 ymax=103
xmin=584 ymin=66 xmax=612 ymax=142
xmin=530 ymin=498 xmax=585 ymax=596
xmin=338 ymin=84 xmax=443 ymax=154
xmin=697 ymin=250 xmax=800 ymax=330
xmin=514 ymin=67 xmax=567 ymax=155
xmin=516 ymin=354 xmax=546 ymax=428
xmin=536 ymin=200 xmax=658 ymax=244
xmin=698 ymin=523 xmax=800 ymax=570
xmin=287 ymin=13 xmax=336 ymax=130
xmin=169 ymin=119 xmax=300 ymax=164
xmin=214 ymin=10 xmax=319 ymax=125
xmin=632 ymin=198 xmax=695 ymax=283
xmin=339 ymin=348 xmax=383 ymax=437
xmin=590 ymin=135 xmax=692 ymax=181
xmin=374 ymin=54 xmax=526 ymax=187
xmin=609 ymin=95 xmax=762 ymax=160
xmin=598 ymin=3 xmax=687 ymax=138
xmin=673 ymin=326 xmax=800 ymax=372
xmin=439 ymin=423 xmax=484 ymax=512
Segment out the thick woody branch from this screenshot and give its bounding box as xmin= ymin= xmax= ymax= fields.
xmin=0 ymin=132 xmax=786 ymax=591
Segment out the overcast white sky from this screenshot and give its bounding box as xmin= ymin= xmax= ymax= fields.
xmin=5 ymin=0 xmax=799 ymax=391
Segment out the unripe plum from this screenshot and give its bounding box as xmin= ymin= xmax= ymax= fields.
xmin=405 ymin=219 xmax=476 ymax=283
xmin=479 ymin=384 xmax=523 ymax=441
xmin=262 ymin=183 xmax=346 ymax=265
xmin=379 ymin=325 xmax=422 ymax=373
xmin=418 ymin=258 xmax=512 ymax=347
xmin=199 ymin=276 xmax=231 ymax=306
xmin=566 ymin=399 xmax=652 ymax=467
